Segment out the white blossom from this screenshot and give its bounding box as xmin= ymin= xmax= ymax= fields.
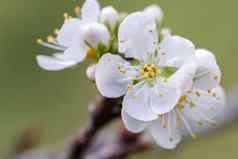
xmin=96 ymin=12 xmax=197 ymax=121
xmin=122 ymin=86 xmax=225 ymax=149
xmin=36 ymin=0 xmax=109 ymax=71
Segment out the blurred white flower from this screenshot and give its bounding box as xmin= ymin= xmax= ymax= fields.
xmin=100 ymin=6 xmax=120 ymax=30
xmin=122 ymin=86 xmax=225 ymax=149
xmin=36 ymin=26 xmax=88 ymax=71
xmin=83 ymin=22 xmax=110 ymax=49
xmin=95 ymin=12 xmax=197 ymax=121
xmin=36 ymin=0 xmax=110 ymax=71
xmin=144 ymin=5 xmax=163 ymax=24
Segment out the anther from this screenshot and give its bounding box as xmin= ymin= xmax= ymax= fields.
xmin=74 ymin=5 xmax=81 ymax=16
xmin=47 ymin=35 xmax=55 ymax=43
xmin=63 ymin=12 xmax=71 ymax=22
xmin=36 ymin=38 xmax=43 ymax=44
xmin=54 ymin=29 xmax=59 ymax=35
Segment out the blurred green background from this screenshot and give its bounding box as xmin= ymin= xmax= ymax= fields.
xmin=0 ymin=0 xmax=237 ymax=158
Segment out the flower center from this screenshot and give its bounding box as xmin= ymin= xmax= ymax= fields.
xmin=140 ymin=64 xmax=160 ymax=79
xmin=177 ymin=96 xmax=187 ymax=108
xmin=86 ymin=48 xmax=97 ymax=59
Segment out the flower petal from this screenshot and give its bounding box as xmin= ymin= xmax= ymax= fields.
xmin=118 ymin=12 xmax=158 ymax=61
xmin=168 ymin=60 xmax=198 ymax=94
xmin=182 ymin=86 xmax=225 ymax=132
xmin=144 ymin=5 xmax=163 ymax=23
xmin=160 ymin=35 xmax=195 ymax=67
xmin=150 ymin=80 xmax=181 ymax=115
xmin=121 ymin=110 xmax=148 ymax=133
xmin=148 ymin=112 xmax=182 ymax=149
xmin=123 ymin=82 xmax=158 ymax=121
xmin=193 ymin=49 xmax=221 ymax=90
xmin=36 ymin=55 xmax=77 ymax=71
xmin=81 ymin=0 xmax=100 ymax=23
xmin=57 ymin=18 xmax=81 ymax=47
xmin=95 ymin=53 xmax=132 ymax=98
xmin=63 ymin=28 xmax=88 ymax=63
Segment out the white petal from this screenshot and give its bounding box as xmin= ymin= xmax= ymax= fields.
xmin=150 ymin=80 xmax=181 ymax=115
xmin=86 ymin=64 xmax=97 ymax=81
xmin=118 ymin=12 xmax=158 ymax=61
xmin=95 ymin=53 xmax=132 ymax=98
xmin=121 ymin=110 xmax=148 ymax=133
xmin=148 ymin=113 xmax=182 ymax=149
xmin=182 ymin=86 xmax=225 ymax=132
xmin=81 ymin=0 xmax=100 ymax=23
xmin=160 ymin=35 xmax=195 ymax=67
xmin=57 ymin=18 xmax=81 ymax=47
xmin=194 ymin=49 xmax=221 ymax=90
xmin=168 ymin=60 xmax=198 ymax=94
xmin=63 ymin=28 xmax=88 ymax=62
xmin=36 ymin=55 xmax=77 ymax=71
xmin=123 ymin=82 xmax=158 ymax=121
xmin=144 ymin=5 xmax=163 ymax=23
xmin=83 ymin=22 xmax=110 ymax=49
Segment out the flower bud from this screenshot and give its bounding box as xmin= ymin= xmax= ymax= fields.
xmin=144 ymin=5 xmax=163 ymax=23
xmin=86 ymin=64 xmax=97 ymax=81
xmin=100 ymin=6 xmax=119 ymax=30
xmin=83 ymin=22 xmax=110 ymax=49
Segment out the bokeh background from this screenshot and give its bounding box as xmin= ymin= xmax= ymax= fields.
xmin=0 ymin=0 xmax=238 ymax=158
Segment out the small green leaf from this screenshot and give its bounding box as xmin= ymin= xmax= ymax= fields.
xmin=161 ymin=66 xmax=177 ymax=78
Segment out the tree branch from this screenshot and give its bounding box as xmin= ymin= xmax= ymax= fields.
xmin=66 ymin=95 xmax=122 ymax=159
xmin=85 ymin=128 xmax=152 ymax=159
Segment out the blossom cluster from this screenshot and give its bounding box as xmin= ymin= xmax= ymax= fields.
xmin=36 ymin=0 xmax=225 ymax=149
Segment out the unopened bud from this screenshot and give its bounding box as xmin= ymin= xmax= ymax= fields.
xmin=144 ymin=5 xmax=163 ymax=23
xmin=83 ymin=22 xmax=110 ymax=49
xmin=100 ymin=6 xmax=119 ymax=29
xmin=86 ymin=64 xmax=97 ymax=81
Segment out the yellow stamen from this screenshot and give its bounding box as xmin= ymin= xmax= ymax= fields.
xmin=47 ymin=35 xmax=55 ymax=43
xmin=86 ymin=48 xmax=97 ymax=59
xmin=36 ymin=38 xmax=43 ymax=44
xmin=127 ymin=84 xmax=133 ymax=91
xmin=63 ymin=12 xmax=69 ymax=19
xmin=63 ymin=12 xmax=72 ymax=22
xmin=74 ymin=5 xmax=81 ymax=16
xmin=178 ymin=96 xmax=187 ymax=106
xmin=54 ymin=29 xmax=59 ymax=35
xmin=140 ymin=64 xmax=159 ymax=79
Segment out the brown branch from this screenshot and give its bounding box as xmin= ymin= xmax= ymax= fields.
xmin=85 ymin=128 xmax=152 ymax=159
xmin=66 ymin=95 xmax=122 ymax=159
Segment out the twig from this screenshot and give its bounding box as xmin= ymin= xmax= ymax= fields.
xmin=66 ymin=95 xmax=122 ymax=159
xmin=85 ymin=128 xmax=152 ymax=159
